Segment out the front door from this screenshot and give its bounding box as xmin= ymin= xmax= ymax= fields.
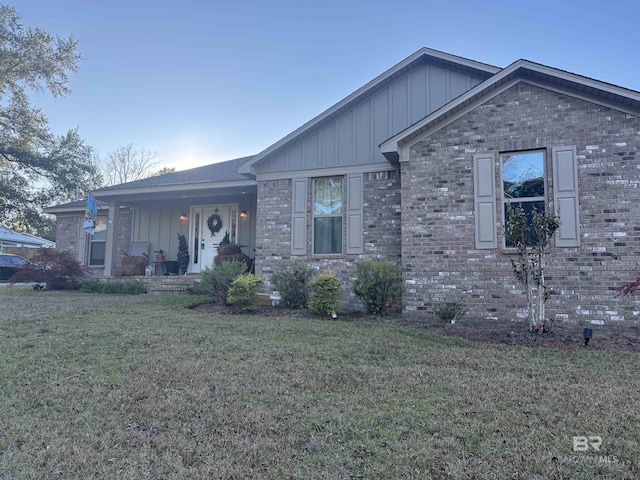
xmin=189 ymin=204 xmax=238 ymax=273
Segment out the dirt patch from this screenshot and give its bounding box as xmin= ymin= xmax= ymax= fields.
xmin=193 ymin=303 xmax=640 ymax=353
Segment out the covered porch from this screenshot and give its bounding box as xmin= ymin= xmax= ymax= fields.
xmin=90 ymin=157 xmax=258 ymax=277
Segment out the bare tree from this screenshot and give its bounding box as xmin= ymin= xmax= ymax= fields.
xmin=151 ymin=166 xmax=176 ymax=177
xmin=99 ymin=144 xmax=160 ymax=186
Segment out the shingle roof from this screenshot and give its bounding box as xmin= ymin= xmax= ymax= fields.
xmin=93 ymin=155 xmax=255 ymax=193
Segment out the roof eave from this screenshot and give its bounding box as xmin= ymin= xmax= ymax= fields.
xmin=91 ymin=179 xmax=257 ymax=200
xmin=43 ymin=205 xmax=108 ymax=215
xmin=380 ymin=60 xmax=640 ymax=154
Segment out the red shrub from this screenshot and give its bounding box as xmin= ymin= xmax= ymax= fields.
xmin=10 ymin=249 xmax=84 ymax=290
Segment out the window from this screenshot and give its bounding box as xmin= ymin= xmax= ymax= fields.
xmin=474 ymin=147 xmax=579 ymax=250
xmin=89 ymin=215 xmax=107 ymax=265
xmin=502 ymin=151 xmax=546 ymax=247
xmin=313 ymin=177 xmax=343 ymax=254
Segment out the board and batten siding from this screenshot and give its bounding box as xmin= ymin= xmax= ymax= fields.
xmin=131 ymin=195 xmax=256 ymax=262
xmin=258 ymin=63 xmax=484 ymax=174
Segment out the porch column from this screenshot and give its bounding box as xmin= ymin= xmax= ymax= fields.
xmin=104 ymin=201 xmax=120 ymax=276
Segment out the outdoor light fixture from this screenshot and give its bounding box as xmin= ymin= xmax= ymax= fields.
xmin=583 ymin=328 xmax=593 ymax=346
xmin=180 ymin=213 xmax=188 ymax=221
xmin=240 ymin=211 xmax=248 ymax=219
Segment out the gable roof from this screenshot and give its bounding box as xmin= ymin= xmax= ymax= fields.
xmin=381 ymin=59 xmax=640 ymax=163
xmin=90 ymin=155 xmax=256 ymax=200
xmin=238 ymin=47 xmax=500 ymax=177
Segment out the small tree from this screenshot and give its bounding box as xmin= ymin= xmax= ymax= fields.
xmin=176 ymin=233 xmax=189 ymax=274
xmin=10 ymin=249 xmax=84 ymax=290
xmin=504 ymin=204 xmax=560 ymax=333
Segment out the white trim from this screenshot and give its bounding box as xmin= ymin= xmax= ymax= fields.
xmin=255 ymin=162 xmax=397 ymax=181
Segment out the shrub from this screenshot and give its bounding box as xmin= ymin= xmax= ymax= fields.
xmin=308 ymin=274 xmax=343 ymax=317
xmin=115 ymin=255 xmax=147 ymax=277
xmin=270 ymin=260 xmax=317 ymax=309
xmin=80 ymin=279 xmax=103 ymax=293
xmin=10 ymin=249 xmax=84 ymax=290
xmin=199 ymin=260 xmax=247 ymax=303
xmin=81 ymin=279 xmax=147 ymax=295
xmin=352 ymin=261 xmax=404 ymax=316
xmin=101 ymin=280 xmax=147 ymax=295
xmin=433 ymin=298 xmax=467 ymax=322
xmin=227 ymin=274 xmax=264 ymax=311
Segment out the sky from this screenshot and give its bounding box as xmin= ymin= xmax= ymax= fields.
xmin=16 ymin=0 xmax=640 ymax=171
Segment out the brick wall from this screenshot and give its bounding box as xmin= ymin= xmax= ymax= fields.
xmin=55 ymin=215 xmax=80 ymax=254
xmin=255 ymin=170 xmax=402 ymax=308
xmin=403 ymin=81 xmax=640 ymax=324
xmin=116 ymin=210 xmax=132 ymax=268
xmin=53 ymin=210 xmax=132 ymax=276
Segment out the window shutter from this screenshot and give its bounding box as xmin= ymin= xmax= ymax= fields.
xmin=552 ymin=146 xmax=580 ymax=247
xmin=346 ymin=173 xmax=364 ymax=254
xmin=473 ymin=153 xmax=497 ymax=249
xmin=291 ymin=178 xmax=307 ymax=255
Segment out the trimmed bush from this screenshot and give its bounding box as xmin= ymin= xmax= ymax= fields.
xmin=81 ymin=279 xmax=147 ymax=295
xmin=10 ymin=249 xmax=84 ymax=290
xmin=199 ymin=260 xmax=247 ymax=303
xmin=227 ymin=274 xmax=264 ymax=311
xmin=270 ymin=260 xmax=317 ymax=309
xmin=80 ymin=279 xmax=103 ymax=293
xmin=352 ymin=261 xmax=404 ymax=316
xmin=308 ymin=274 xmax=343 ymax=317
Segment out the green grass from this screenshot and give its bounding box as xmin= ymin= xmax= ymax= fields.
xmin=0 ymin=288 xmax=638 ymax=479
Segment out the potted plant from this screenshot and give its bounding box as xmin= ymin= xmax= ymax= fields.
xmin=154 ymin=249 xmax=165 ymax=262
xmin=176 ymin=233 xmax=190 ymax=275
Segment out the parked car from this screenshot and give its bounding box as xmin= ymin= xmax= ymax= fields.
xmin=0 ymin=253 xmax=35 ymax=281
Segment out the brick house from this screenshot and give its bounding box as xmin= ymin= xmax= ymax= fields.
xmin=48 ymin=48 xmax=640 ymax=323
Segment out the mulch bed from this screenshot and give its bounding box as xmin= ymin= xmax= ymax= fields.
xmin=193 ymin=303 xmax=640 ymax=353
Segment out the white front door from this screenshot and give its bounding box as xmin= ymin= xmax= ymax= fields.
xmin=189 ymin=204 xmax=238 ymax=273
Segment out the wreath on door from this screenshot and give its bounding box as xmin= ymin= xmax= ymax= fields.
xmin=206 ymin=213 xmax=223 ymax=236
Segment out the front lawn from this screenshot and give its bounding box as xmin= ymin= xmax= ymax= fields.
xmin=0 ymin=289 xmax=638 ymax=478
